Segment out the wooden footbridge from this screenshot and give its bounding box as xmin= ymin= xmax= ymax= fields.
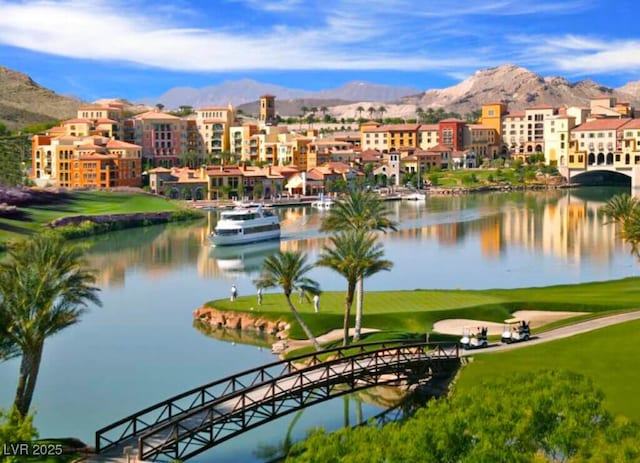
xmin=95 ymin=341 xmax=459 ymax=462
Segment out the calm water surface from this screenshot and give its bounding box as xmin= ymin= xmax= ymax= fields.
xmin=0 ymin=187 xmax=636 ymax=462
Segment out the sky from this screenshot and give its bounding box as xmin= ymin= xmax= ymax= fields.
xmin=0 ymin=0 xmax=639 ymax=102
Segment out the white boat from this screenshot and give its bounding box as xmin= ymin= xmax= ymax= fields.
xmin=311 ymin=195 xmax=335 ymax=209
xmin=403 ymin=192 xmax=426 ymax=201
xmin=210 ymin=206 xmax=281 ymax=246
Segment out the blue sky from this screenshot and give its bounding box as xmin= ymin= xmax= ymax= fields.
xmin=0 ymin=0 xmax=638 ymax=101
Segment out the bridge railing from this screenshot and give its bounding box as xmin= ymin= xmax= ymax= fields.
xmin=96 ymin=340 xmax=457 ymax=453
xmin=136 ymin=341 xmax=459 ymax=461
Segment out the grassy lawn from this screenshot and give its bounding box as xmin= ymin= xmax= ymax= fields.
xmin=205 ymin=277 xmax=640 ymax=340
xmin=456 ymin=319 xmax=640 ymax=422
xmin=426 ymin=167 xmax=554 ymax=189
xmin=0 ymin=191 xmax=184 ymax=242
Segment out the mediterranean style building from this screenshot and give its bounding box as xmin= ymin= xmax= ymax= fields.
xmin=30 ymin=90 xmax=640 ymax=190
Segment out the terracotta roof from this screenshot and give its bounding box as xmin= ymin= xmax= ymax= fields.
xmin=322 ymin=161 xmax=352 ymax=172
xmin=78 ymin=104 xmax=109 ymax=110
xmin=147 ymin=167 xmax=172 ymax=173
xmin=504 ymin=111 xmax=526 ymax=118
xmin=362 ymin=126 xmax=389 ymax=133
xmin=96 ymin=118 xmax=119 ymax=124
xmin=134 ymin=111 xmax=181 ymax=121
xmin=418 ymin=124 xmax=439 ymax=131
xmin=425 ymin=143 xmax=452 ymax=152
xmin=305 ymin=170 xmax=325 ymax=181
xmin=106 ymin=139 xmax=140 ymax=149
xmin=621 ymin=119 xmax=640 ymax=130
xmin=414 ymin=150 xmax=441 ymax=157
xmin=386 ymin=123 xmax=420 ymax=132
xmin=573 ymin=119 xmax=632 ymax=132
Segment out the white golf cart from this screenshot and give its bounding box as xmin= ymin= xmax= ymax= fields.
xmin=460 ymin=326 xmax=489 ymax=350
xmin=500 ymin=318 xmax=530 ymax=344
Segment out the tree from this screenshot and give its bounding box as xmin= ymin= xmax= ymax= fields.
xmin=377 ymin=106 xmax=387 ymax=120
xmin=602 ymin=194 xmax=640 ymax=256
xmin=0 ymin=236 xmax=101 ymax=417
xmin=415 ymin=107 xmax=424 ymax=122
xmin=356 ymin=106 xmax=365 ymax=120
xmin=319 ymin=191 xmax=397 ymax=342
xmin=253 ymin=251 xmax=322 ymax=351
xmin=286 ymin=370 xmax=640 ymax=462
xmin=155 ymin=103 xmax=165 ymax=112
xmin=320 ymin=106 xmax=328 ymax=119
xmin=253 ymin=181 xmax=265 ymax=200
xmin=367 ymin=106 xmax=376 ymax=120
xmin=317 ymin=231 xmax=392 ymax=346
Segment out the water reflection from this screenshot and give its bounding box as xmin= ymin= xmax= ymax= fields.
xmin=83 ymin=188 xmax=629 ymax=289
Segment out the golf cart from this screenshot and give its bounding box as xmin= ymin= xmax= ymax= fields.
xmin=501 ymin=318 xmax=530 ymax=344
xmin=460 ymin=326 xmax=489 ymax=350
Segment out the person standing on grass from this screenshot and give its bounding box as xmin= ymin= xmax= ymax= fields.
xmin=231 ymin=284 xmax=237 ymax=302
xmin=313 ymin=293 xmax=320 ymax=313
xmin=257 ymin=287 xmax=263 ymax=305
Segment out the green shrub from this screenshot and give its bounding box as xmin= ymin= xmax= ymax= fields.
xmin=0 ymin=408 xmax=38 ymax=463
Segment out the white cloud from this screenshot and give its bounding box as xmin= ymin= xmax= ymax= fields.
xmin=508 ymin=34 xmax=640 ymax=75
xmin=0 ymin=0 xmax=490 ymax=72
xmin=0 ymin=0 xmax=624 ymax=78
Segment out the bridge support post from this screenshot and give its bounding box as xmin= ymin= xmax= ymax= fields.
xmin=631 ymin=166 xmax=640 ymax=194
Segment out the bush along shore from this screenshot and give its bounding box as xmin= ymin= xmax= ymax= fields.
xmin=48 ymin=209 xmax=204 ymax=240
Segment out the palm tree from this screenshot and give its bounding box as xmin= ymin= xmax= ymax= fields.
xmin=416 ymin=107 xmax=424 ymax=122
xmin=602 ymin=194 xmax=640 ymax=255
xmin=356 ymin=106 xmax=365 ymax=120
xmin=253 ymin=251 xmax=322 ymax=351
xmin=317 ymin=231 xmax=393 ymax=346
xmin=378 ymin=106 xmax=387 ymax=121
xmin=320 ymin=106 xmax=329 ymax=121
xmin=0 ymin=235 xmax=101 ymax=417
xmin=367 ymin=106 xmax=376 ymax=120
xmin=320 ymin=191 xmax=397 ymax=341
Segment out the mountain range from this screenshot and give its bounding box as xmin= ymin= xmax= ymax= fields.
xmin=2 ymin=64 xmax=640 ymax=129
xmin=140 ymin=79 xmax=421 ymax=109
xmin=0 ymin=65 xmax=84 ymax=129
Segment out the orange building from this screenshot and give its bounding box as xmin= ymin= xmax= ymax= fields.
xmin=32 ymin=133 xmax=142 ymax=188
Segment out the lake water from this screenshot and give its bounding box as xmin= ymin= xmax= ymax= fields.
xmin=0 ymin=187 xmax=636 ymax=462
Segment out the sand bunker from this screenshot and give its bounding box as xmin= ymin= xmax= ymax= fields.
xmin=512 ymin=310 xmax=588 ymax=327
xmin=432 ymin=311 xmax=587 ymax=335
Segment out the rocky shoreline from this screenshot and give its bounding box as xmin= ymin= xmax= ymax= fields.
xmin=193 ymin=306 xmax=291 ymax=340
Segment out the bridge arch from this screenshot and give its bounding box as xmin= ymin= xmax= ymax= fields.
xmin=95 ymin=341 xmax=459 ymax=462
xmin=570 ymin=169 xmax=631 ymax=187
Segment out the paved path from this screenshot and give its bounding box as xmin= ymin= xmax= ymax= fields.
xmin=461 ymin=310 xmax=640 ymax=355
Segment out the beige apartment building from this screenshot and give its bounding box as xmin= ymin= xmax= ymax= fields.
xmin=544 ymin=115 xmax=576 ymax=166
